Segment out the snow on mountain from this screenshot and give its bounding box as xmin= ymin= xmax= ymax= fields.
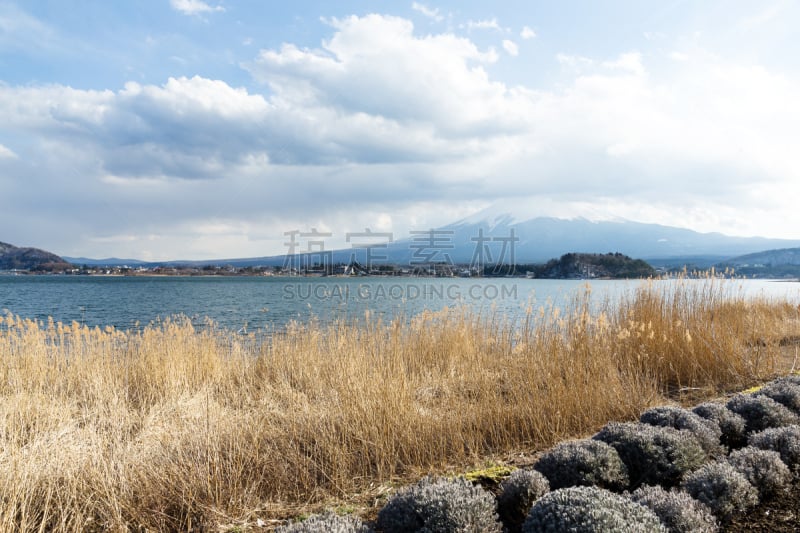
xmin=62 ymin=205 xmax=800 ymax=268
xmin=384 ymin=206 xmax=800 ymax=265
xmin=449 ymin=198 xmax=628 ymax=229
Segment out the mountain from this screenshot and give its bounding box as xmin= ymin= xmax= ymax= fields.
xmin=0 ymin=241 xmax=72 ymax=271
xmin=62 ymin=257 xmax=147 ymax=267
xmin=62 ymin=212 xmax=800 ymax=269
xmin=370 ymin=214 xmax=800 ymax=266
xmin=722 ymin=248 xmax=800 ymax=267
xmin=259 ymin=215 xmax=800 ymax=269
xmin=716 ymin=247 xmax=800 ymax=278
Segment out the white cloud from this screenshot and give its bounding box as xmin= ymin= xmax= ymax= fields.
xmin=556 ymin=53 xmax=595 ymax=71
xmin=0 ymin=76 xmax=271 ymax=180
xmin=520 ymin=26 xmax=536 ymax=39
xmin=249 ymin=15 xmax=511 ymax=138
xmin=0 ymin=144 xmax=17 ymax=159
xmin=643 ymin=31 xmax=665 ymax=41
xmin=464 ymin=18 xmax=505 ymax=32
xmin=602 ymin=52 xmax=645 ymax=75
xmin=3 ymin=13 xmax=800 ymax=257
xmin=169 ymin=0 xmax=225 ymax=16
xmin=502 ymin=39 xmax=519 ymax=56
xmin=558 ymin=52 xmax=645 ymax=76
xmin=411 ymin=2 xmax=443 ymax=22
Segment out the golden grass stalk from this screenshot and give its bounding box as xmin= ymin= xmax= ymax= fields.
xmin=0 ymin=278 xmax=797 ymax=530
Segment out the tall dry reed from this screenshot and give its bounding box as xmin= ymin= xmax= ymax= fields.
xmin=0 ymin=278 xmax=796 ymax=530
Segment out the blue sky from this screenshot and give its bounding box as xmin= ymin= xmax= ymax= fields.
xmin=1 ymin=0 xmax=799 ymax=260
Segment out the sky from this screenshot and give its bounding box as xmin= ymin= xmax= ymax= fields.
xmin=1 ymin=0 xmax=799 ymax=260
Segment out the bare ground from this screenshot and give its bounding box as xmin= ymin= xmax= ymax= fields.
xmin=726 ymin=480 xmax=800 ymax=532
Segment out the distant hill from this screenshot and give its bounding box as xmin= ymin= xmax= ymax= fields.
xmin=529 ymin=252 xmax=656 ymax=279
xmin=318 ymin=215 xmax=800 ymax=267
xmin=722 ymin=247 xmax=800 ymax=266
xmin=62 ymin=256 xmax=146 ymax=267
xmin=0 ymin=241 xmax=72 ymax=272
xmin=303 ymin=216 xmax=800 ymax=269
xmin=64 ymin=214 xmax=800 ymax=269
xmin=426 ymin=213 xmax=800 ymax=264
xmin=717 ymin=247 xmax=800 ymax=278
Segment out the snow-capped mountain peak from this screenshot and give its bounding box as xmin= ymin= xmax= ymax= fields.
xmin=452 ymin=198 xmax=629 ymax=228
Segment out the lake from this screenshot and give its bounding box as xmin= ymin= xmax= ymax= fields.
xmin=0 ymin=275 xmax=798 ymax=332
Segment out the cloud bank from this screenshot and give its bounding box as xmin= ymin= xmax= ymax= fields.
xmin=1 ymin=12 xmax=798 ymax=259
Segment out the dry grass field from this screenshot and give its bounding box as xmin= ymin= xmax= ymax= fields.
xmin=0 ymin=278 xmax=797 ymax=531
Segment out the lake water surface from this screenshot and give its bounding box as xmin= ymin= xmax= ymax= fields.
xmin=0 ymin=275 xmax=798 ymax=332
